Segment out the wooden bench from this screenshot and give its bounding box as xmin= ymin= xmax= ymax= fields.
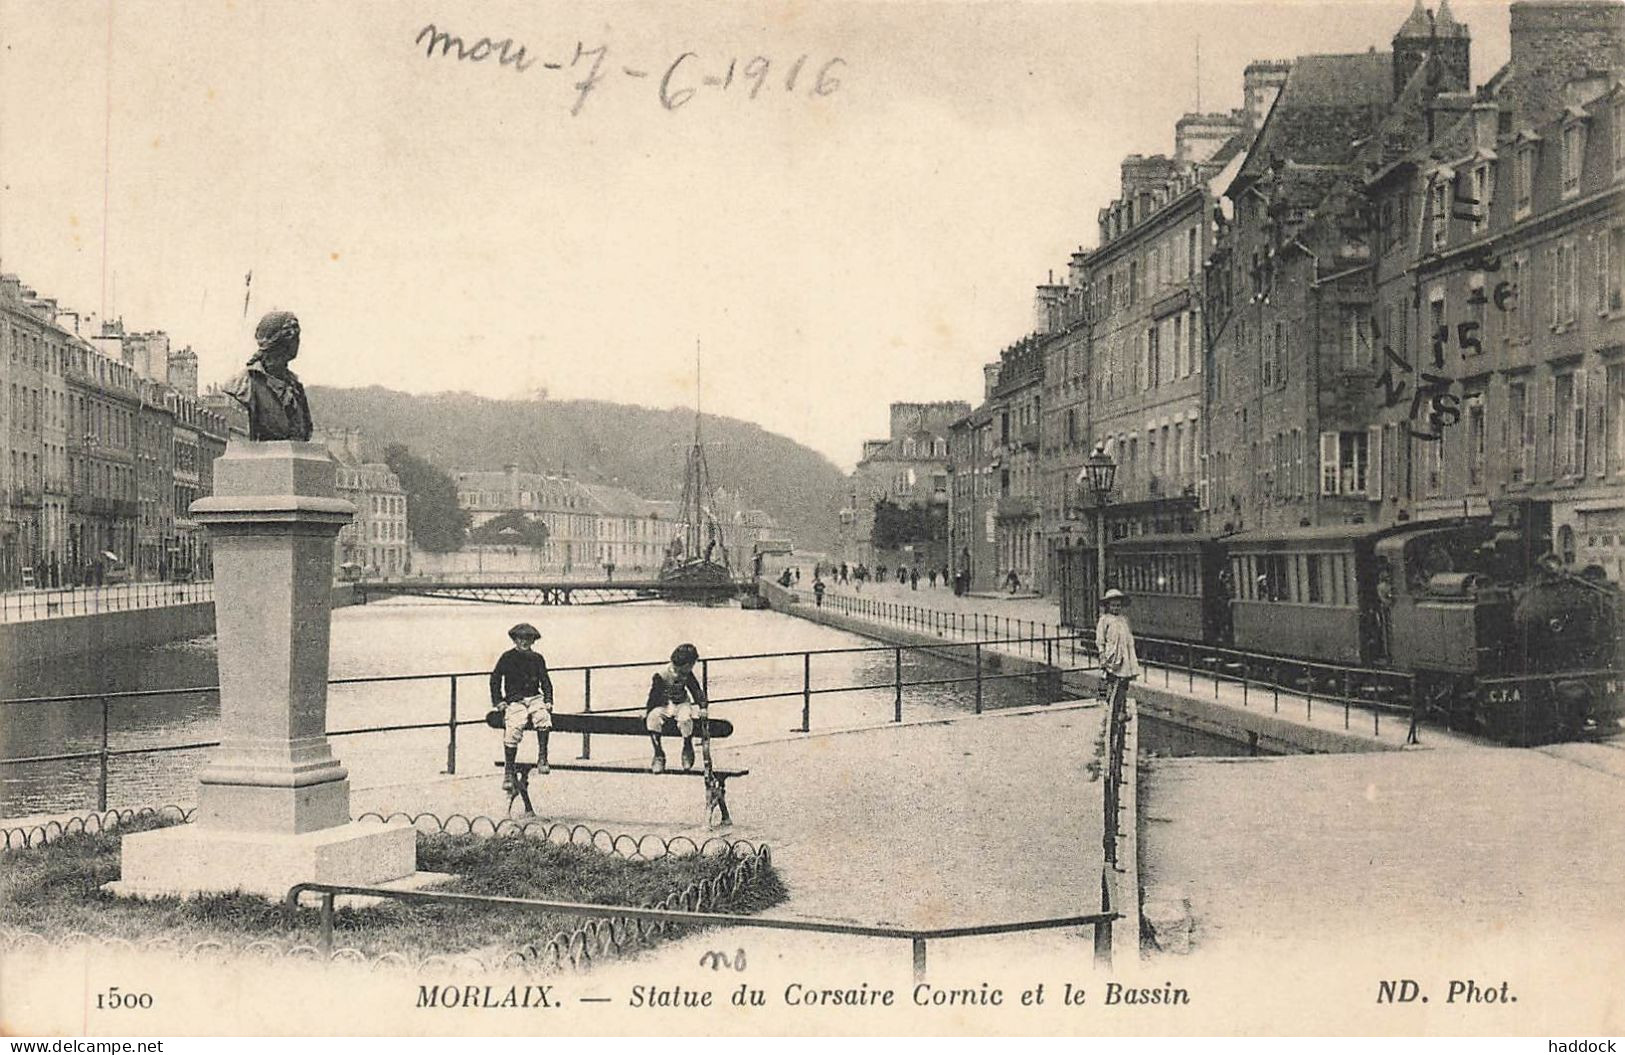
xmin=496 ymin=711 xmax=746 ymax=825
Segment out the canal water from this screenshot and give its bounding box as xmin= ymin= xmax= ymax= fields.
xmin=0 ymin=599 xmax=1251 ymax=816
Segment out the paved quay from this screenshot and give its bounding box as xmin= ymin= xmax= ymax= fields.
xmin=353 ymin=702 xmax=1111 ymax=931
xmin=2 ymin=702 xmax=1133 ymax=1037
xmin=1134 ymin=739 xmax=1625 ymax=1032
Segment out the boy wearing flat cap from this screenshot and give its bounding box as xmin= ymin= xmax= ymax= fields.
xmin=492 ymin=622 xmax=554 ymax=791
xmin=645 ymin=643 xmax=705 ymax=774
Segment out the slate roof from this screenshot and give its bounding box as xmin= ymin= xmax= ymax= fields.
xmin=1235 ymin=52 xmax=1393 ymax=192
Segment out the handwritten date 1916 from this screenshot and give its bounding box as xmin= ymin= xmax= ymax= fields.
xmin=415 ymin=24 xmax=845 ymax=115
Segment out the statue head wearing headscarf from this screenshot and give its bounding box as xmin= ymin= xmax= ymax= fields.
xmin=251 ymin=311 xmax=301 ymax=370
xmin=228 ymin=309 xmax=312 ymax=441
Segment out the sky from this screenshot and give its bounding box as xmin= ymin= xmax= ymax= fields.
xmin=0 ymin=0 xmax=1511 ymax=470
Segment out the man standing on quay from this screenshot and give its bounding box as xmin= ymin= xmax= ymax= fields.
xmin=1095 ymin=588 xmax=1140 ymax=708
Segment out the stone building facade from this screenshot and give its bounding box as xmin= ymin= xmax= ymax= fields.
xmin=1 ymin=274 xmax=237 ymax=587
xmin=839 ymin=401 xmax=965 ymax=572
xmin=323 ymin=428 xmax=410 ymax=577
xmin=1371 ymin=1 xmax=1625 ymax=576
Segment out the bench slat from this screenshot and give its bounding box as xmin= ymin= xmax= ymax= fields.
xmin=495 ymin=761 xmax=748 ymax=778
xmin=538 ymin=713 xmax=734 ymax=739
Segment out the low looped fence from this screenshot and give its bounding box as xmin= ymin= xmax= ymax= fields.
xmin=354 ymin=809 xmax=758 ymax=861
xmin=520 ymin=845 xmax=773 ymax=971
xmin=0 ymin=804 xmax=781 ymax=974
xmin=0 ymin=804 xmax=195 ymax=850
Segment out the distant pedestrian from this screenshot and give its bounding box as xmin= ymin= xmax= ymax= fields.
xmin=492 ymin=622 xmax=554 ymax=791
xmin=927 ymin=568 xmax=937 ymax=588
xmin=1005 ymin=569 xmax=1020 ymax=594
xmin=909 ymin=567 xmax=919 ymax=590
xmin=877 ymin=563 xmax=888 ymax=583
xmin=794 ymin=566 xmax=801 ymax=583
xmin=1094 ymin=588 xmax=1140 ymax=709
xmin=813 ymin=577 xmax=826 ymax=607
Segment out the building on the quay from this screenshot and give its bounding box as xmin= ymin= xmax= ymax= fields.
xmin=1201 ymin=0 xmax=1625 ymax=580
xmin=1086 ymin=152 xmax=1225 ymax=540
xmin=1204 ymin=40 xmax=1424 ymax=534
xmin=707 ymin=489 xmax=783 ymax=574
xmin=1037 ymin=254 xmax=1095 ymax=617
xmin=134 ymin=378 xmax=175 ymax=580
xmin=322 ymin=428 xmax=410 ymax=577
xmin=2 ymin=280 xmax=147 ymax=587
xmin=0 ymin=273 xmax=242 ymax=588
xmin=839 ymin=401 xmax=965 ymax=575
xmin=948 ymin=389 xmax=999 ymax=592
xmin=455 ymin=466 xmax=610 ymax=573
xmin=987 ymin=335 xmax=1045 ymax=591
xmin=583 ymin=481 xmax=666 ymax=572
xmin=1367 ymin=1 xmax=1625 ymax=576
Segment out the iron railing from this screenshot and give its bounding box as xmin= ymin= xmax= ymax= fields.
xmin=281 ymin=662 xmax=1136 ymax=973
xmin=0 ymin=633 xmax=1104 ymax=812
xmin=0 ymin=581 xmax=214 ymax=623
xmin=283 ymin=881 xmax=1120 ymax=977
xmin=819 ymin=590 xmax=1424 ymax=740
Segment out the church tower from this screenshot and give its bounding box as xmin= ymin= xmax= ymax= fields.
xmin=1392 ymin=0 xmax=1471 ymax=100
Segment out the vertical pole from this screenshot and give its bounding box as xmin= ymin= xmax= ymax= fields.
xmin=97 ymin=697 xmax=109 ymax=812
xmin=320 ymin=892 xmax=336 ymax=956
xmin=912 ymin=938 xmax=927 ymax=984
xmin=1094 ymin=869 xmax=1115 ymax=968
xmin=799 ymin=652 xmax=811 ymax=733
xmin=581 ymin=668 xmax=593 ymax=760
xmin=974 ymin=643 xmax=984 ymax=714
xmin=446 ymin=676 xmax=458 ymax=774
xmin=893 ymin=647 xmax=903 ymax=723
xmin=1343 ymin=671 xmax=1351 ymax=731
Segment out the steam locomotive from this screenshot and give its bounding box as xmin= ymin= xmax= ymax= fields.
xmin=1096 ymin=499 xmax=1624 ymax=745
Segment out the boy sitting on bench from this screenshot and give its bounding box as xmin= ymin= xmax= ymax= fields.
xmin=647 ymin=643 xmax=704 ymax=773
xmin=493 ymin=621 xmax=554 ymax=791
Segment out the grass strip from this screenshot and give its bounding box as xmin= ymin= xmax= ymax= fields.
xmin=1 ymin=814 xmax=785 ymax=963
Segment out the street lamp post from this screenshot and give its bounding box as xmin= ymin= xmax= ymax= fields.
xmin=1079 ymin=444 xmax=1117 ymax=621
xmin=1056 ymin=523 xmax=1074 ymax=626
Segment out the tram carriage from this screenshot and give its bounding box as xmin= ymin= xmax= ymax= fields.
xmin=1223 ymin=524 xmax=1385 ymax=667
xmin=1101 ymin=534 xmax=1229 ymax=657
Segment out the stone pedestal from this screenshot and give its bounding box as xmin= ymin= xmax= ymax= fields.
xmin=114 ymin=441 xmax=417 ymax=899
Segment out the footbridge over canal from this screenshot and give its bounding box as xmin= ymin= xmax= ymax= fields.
xmin=353 ymin=577 xmax=752 ymax=606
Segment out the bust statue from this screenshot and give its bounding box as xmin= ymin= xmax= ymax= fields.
xmin=227 ymin=310 xmax=313 ymax=442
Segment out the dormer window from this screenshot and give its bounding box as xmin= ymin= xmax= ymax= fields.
xmin=1430 ymin=171 xmax=1452 ymax=249
xmin=1562 ymin=116 xmax=1587 ymax=199
xmin=1514 ymin=140 xmax=1538 ymax=219
xmin=1470 ymin=162 xmax=1494 ymax=234
xmin=1614 ymin=95 xmax=1625 ymax=180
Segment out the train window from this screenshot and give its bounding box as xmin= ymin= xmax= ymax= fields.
xmin=1256 ymin=553 xmax=1290 ymax=601
xmin=1329 ymin=553 xmax=1349 ymax=606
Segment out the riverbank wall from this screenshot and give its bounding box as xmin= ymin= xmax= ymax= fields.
xmin=760 ymin=581 xmax=1397 ymax=755
xmin=0 ymin=584 xmax=361 ymax=666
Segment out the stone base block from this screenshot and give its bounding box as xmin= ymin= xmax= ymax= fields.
xmin=110 ymin=820 xmax=415 ymax=901
xmin=197 ymin=773 xmax=350 ymax=834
